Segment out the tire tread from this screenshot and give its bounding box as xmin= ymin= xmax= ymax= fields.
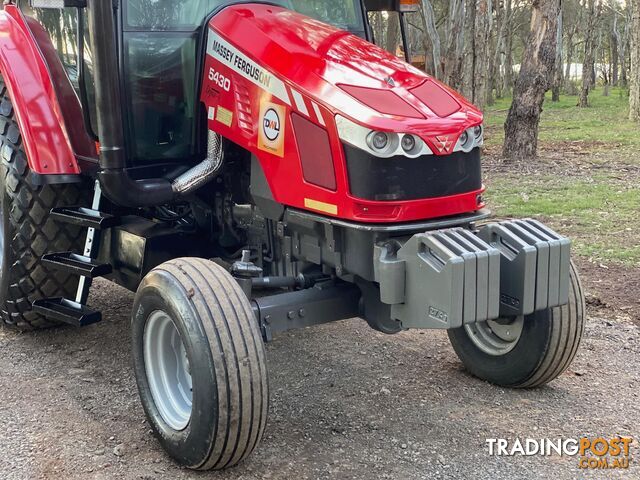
xmin=520 ymin=262 xmax=585 ymax=387
xmin=0 ymin=78 xmax=89 ymax=330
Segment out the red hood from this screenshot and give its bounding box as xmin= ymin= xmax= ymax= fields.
xmin=208 ymin=4 xmax=482 ymax=139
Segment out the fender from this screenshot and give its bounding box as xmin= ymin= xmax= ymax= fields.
xmin=0 ymin=5 xmax=93 ymax=176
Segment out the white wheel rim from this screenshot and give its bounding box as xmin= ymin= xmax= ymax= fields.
xmin=143 ymin=310 xmax=193 ymax=430
xmin=464 ymin=316 xmax=525 ymax=356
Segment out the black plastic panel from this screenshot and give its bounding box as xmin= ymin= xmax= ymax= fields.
xmin=343 ymin=144 xmax=482 ymax=201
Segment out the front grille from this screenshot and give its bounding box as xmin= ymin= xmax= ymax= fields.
xmin=343 ymin=144 xmax=482 ymax=202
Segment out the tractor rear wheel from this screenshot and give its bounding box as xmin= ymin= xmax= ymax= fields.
xmin=448 ymin=262 xmax=585 ymax=388
xmin=131 ymin=258 xmax=269 ymax=470
xmin=0 ymin=78 xmax=89 ymax=330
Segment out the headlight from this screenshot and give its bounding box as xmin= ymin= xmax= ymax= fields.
xmin=459 ymin=131 xmax=469 ymax=147
xmin=401 ymin=134 xmax=416 ymax=153
xmin=368 ymin=131 xmax=390 ymax=151
xmin=455 ymin=125 xmax=484 ymax=153
xmin=335 ymin=116 xmax=432 ymax=158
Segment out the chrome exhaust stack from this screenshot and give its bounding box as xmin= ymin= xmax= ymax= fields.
xmin=171 ymin=131 xmax=224 ymax=195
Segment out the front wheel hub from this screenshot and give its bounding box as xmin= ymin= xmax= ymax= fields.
xmin=143 ymin=310 xmax=193 ymax=430
xmin=464 ymin=315 xmax=525 ymax=356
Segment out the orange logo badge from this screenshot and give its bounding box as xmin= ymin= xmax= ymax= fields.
xmin=258 ymin=102 xmax=286 ymax=157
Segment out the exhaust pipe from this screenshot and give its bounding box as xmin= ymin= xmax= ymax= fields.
xmin=171 ymin=130 xmax=224 ymax=195
xmin=86 ymin=0 xmax=220 ymax=207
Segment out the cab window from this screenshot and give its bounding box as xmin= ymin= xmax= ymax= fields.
xmin=289 ymin=0 xmax=364 ymax=32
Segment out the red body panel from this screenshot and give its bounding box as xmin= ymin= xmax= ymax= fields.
xmin=201 ymin=4 xmax=485 ymax=223
xmin=0 ymin=5 xmax=91 ymax=176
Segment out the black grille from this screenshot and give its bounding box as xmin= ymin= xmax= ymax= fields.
xmin=343 ymin=144 xmax=482 ymax=201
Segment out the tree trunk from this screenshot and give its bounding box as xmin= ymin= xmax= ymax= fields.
xmin=421 ymin=1 xmax=442 ymax=79
xmin=385 ymin=13 xmax=400 ymax=55
xmin=579 ymin=0 xmax=597 ymax=108
xmin=503 ymin=0 xmax=561 ymax=161
xmin=564 ymin=18 xmax=581 ymax=94
xmin=601 ymin=42 xmax=610 ymax=96
xmin=612 ymin=15 xmax=619 ymax=86
xmin=619 ymin=9 xmax=630 ymax=88
xmin=462 ymin=0 xmax=476 ymax=100
xmin=444 ymin=0 xmax=466 ymax=89
xmin=552 ymin=8 xmax=563 ymax=101
xmin=369 ymin=12 xmax=385 ymax=48
xmin=473 ymin=0 xmax=492 ymax=110
xmin=630 ymin=0 xmax=640 ymax=122
xmin=591 ymin=25 xmax=602 ymax=88
xmin=489 ymin=1 xmax=507 ymax=104
xmin=503 ymin=0 xmax=514 ymax=95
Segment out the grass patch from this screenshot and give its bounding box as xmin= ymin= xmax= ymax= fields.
xmin=484 ymin=87 xmax=639 ymax=151
xmin=481 ymin=86 xmax=640 ymax=265
xmin=486 ymin=174 xmax=640 ymax=265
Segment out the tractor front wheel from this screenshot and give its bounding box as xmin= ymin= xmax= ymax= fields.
xmin=131 ymin=258 xmax=269 ymax=470
xmin=448 ymin=262 xmax=585 ymax=388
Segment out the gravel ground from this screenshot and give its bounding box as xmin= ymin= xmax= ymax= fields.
xmin=0 ymin=278 xmax=638 ymax=480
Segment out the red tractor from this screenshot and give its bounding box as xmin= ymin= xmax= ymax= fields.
xmin=0 ymin=0 xmax=584 ymax=470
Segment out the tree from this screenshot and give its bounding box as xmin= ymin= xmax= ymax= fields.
xmin=503 ymin=0 xmax=515 ymax=94
xmin=421 ymin=0 xmax=442 ymax=79
xmin=473 ymin=0 xmax=493 ymax=110
xmin=385 ymin=12 xmax=400 ymax=54
xmin=461 ymin=0 xmax=477 ymax=99
xmin=563 ymin=1 xmax=583 ymax=94
xmin=630 ymin=0 xmax=640 ymax=122
xmin=489 ymin=0 xmax=508 ymax=104
xmin=443 ymin=0 xmax=466 ymax=89
xmin=612 ymin=11 xmax=619 ymax=86
xmin=503 ymin=0 xmax=562 ymax=161
xmin=618 ymin=7 xmax=631 ymax=88
xmin=579 ymin=0 xmax=598 ymax=107
xmin=551 ymin=8 xmax=564 ymax=101
xmin=459 ymin=0 xmax=493 ymax=109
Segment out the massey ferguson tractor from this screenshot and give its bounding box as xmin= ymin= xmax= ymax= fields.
xmin=0 ymin=0 xmax=584 ymax=470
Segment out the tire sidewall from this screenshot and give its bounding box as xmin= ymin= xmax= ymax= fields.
xmin=448 ymin=308 xmax=553 ymax=387
xmin=132 ymin=269 xmax=218 ymax=468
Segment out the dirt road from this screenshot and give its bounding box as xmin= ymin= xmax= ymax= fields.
xmin=0 ymin=276 xmax=638 ymax=480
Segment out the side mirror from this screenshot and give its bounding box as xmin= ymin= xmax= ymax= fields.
xmin=363 ymin=0 xmax=420 ymax=12
xmin=30 ymin=0 xmax=86 ymax=8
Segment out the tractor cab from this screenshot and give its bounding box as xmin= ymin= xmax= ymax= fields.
xmin=20 ymin=0 xmax=417 ymax=170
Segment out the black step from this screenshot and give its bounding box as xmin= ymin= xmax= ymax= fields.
xmin=50 ymin=207 xmax=120 ymax=229
xmin=32 ymin=298 xmax=102 ymax=327
xmin=42 ymin=252 xmax=112 ymax=278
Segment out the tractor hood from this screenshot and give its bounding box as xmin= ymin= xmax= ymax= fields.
xmin=204 ymin=4 xmax=482 ymax=153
